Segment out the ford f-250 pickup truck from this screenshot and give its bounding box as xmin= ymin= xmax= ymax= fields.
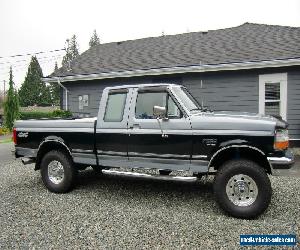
xmin=14 ymin=84 xmax=294 ymax=218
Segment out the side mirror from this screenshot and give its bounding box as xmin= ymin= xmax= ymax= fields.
xmin=153 ymin=105 xmax=166 ymax=119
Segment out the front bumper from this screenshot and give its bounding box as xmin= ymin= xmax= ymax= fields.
xmin=267 ymin=150 xmax=294 ymax=170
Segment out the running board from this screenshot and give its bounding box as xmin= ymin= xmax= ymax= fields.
xmin=102 ymin=169 xmax=197 ymax=182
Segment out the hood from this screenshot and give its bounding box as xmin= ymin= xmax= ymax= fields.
xmin=190 ymin=111 xmax=284 ymax=135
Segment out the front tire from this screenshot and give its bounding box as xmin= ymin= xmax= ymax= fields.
xmin=41 ymin=150 xmax=77 ymax=193
xmin=214 ymin=159 xmax=272 ymax=219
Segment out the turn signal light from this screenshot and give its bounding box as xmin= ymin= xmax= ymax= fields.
xmin=274 ymin=129 xmax=289 ymax=150
xmin=274 ymin=141 xmax=289 ymax=150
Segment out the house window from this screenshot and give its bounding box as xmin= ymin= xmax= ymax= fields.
xmin=259 ymin=73 xmax=287 ymax=120
xmin=79 ymin=95 xmax=83 ymax=110
xmin=79 ymin=95 xmax=89 ymax=110
xmin=83 ymin=95 xmax=89 ymax=106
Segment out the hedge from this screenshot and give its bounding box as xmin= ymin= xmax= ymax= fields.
xmin=19 ymin=110 xmax=72 ymax=120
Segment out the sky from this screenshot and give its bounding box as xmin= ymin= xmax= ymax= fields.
xmin=0 ymin=0 xmax=300 ymax=90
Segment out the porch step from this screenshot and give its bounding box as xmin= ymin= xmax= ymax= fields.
xmin=102 ymin=169 xmax=198 ymax=182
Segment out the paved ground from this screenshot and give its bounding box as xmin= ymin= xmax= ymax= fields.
xmin=0 ymin=144 xmax=299 ymax=249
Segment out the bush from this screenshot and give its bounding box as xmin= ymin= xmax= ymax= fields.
xmin=52 ymin=109 xmax=72 ymax=118
xmin=19 ymin=110 xmax=72 ymax=120
xmin=0 ymin=127 xmax=11 ymax=135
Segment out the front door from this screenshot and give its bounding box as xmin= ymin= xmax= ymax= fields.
xmin=127 ymin=86 xmax=193 ymax=170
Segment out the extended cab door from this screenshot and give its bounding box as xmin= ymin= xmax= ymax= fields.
xmin=96 ymin=88 xmax=133 ymax=165
xmin=127 ymin=86 xmax=193 ymax=170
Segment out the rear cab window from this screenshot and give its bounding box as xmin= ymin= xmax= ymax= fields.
xmin=104 ymin=91 xmax=127 ymax=122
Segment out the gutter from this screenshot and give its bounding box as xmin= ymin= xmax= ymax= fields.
xmin=45 ymin=77 xmax=69 ymax=110
xmin=42 ymin=58 xmax=300 ymax=83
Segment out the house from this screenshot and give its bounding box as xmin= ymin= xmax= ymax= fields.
xmin=43 ymin=23 xmax=300 ymax=146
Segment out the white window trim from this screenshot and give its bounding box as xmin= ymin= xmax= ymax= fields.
xmin=259 ymin=73 xmax=287 ymax=120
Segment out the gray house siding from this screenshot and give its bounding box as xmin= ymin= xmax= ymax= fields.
xmin=288 ymin=69 xmax=300 ymax=139
xmin=182 ymin=72 xmax=259 ymax=113
xmin=61 ymin=67 xmax=300 ymax=141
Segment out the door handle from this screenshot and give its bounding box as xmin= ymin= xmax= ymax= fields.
xmin=130 ymin=123 xmax=141 ymax=129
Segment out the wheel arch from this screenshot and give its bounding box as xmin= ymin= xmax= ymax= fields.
xmin=35 ymin=136 xmax=72 ymax=170
xmin=209 ymin=145 xmax=272 ymax=174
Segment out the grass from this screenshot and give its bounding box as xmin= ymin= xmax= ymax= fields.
xmin=0 ymin=138 xmax=12 ymax=144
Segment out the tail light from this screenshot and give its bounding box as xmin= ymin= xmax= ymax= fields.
xmin=274 ymin=129 xmax=289 ymax=150
xmin=13 ymin=128 xmax=17 ymax=145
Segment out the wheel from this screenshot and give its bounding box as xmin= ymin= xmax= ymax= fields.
xmin=40 ymin=150 xmax=77 ymax=193
xmin=159 ymin=169 xmax=172 ymax=175
xmin=213 ymin=159 xmax=272 ymax=219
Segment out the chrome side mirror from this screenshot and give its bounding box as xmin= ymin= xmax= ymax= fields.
xmin=153 ymin=105 xmax=166 ymax=119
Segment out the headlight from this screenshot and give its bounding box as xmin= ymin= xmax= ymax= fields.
xmin=274 ymin=129 xmax=289 ymax=150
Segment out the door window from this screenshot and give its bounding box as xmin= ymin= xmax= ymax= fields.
xmin=135 ymin=91 xmax=181 ymax=119
xmin=104 ymin=92 xmax=127 ymax=122
xmin=167 ymin=96 xmax=181 ymax=118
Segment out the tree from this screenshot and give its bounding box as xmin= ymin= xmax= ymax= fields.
xmin=49 ymin=62 xmax=60 ymax=106
xmin=62 ymin=34 xmax=79 ymax=69
xmin=19 ymin=56 xmax=51 ymax=106
xmin=54 ymin=61 xmax=58 ymax=72
xmin=89 ymin=29 xmax=100 ymax=48
xmin=4 ymin=67 xmax=19 ymax=130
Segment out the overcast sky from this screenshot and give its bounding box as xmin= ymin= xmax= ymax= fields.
xmin=0 ymin=0 xmax=300 ymax=90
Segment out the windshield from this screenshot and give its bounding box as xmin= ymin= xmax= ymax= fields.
xmin=172 ymin=86 xmax=202 ymax=111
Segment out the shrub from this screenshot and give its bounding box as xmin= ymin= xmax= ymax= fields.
xmin=0 ymin=127 xmax=11 ymax=135
xmin=19 ymin=110 xmax=72 ymax=120
xmin=52 ymin=109 xmax=72 ymax=118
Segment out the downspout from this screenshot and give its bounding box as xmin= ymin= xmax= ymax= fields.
xmin=56 ymin=77 xmax=69 ymax=111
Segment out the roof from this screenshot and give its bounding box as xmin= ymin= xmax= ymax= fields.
xmin=46 ymin=23 xmax=300 ymax=82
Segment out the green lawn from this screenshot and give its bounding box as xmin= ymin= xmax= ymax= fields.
xmin=0 ymin=138 xmax=12 ymax=144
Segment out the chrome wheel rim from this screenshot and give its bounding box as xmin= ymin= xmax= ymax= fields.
xmin=48 ymin=160 xmax=64 ymax=185
xmin=226 ymin=174 xmax=258 ymax=207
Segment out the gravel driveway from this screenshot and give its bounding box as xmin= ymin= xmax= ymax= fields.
xmin=0 ymin=159 xmax=299 ymax=249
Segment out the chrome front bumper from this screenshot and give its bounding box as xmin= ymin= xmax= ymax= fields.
xmin=267 ymin=150 xmax=296 ymax=176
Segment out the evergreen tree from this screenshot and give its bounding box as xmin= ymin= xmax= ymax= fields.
xmin=62 ymin=35 xmax=79 ymax=69
xmin=49 ymin=62 xmax=60 ymax=106
xmin=4 ymin=67 xmax=19 ymax=130
xmin=89 ymin=30 xmax=100 ymax=48
xmin=54 ymin=61 xmax=58 ymax=72
xmin=19 ymin=56 xmax=51 ymax=106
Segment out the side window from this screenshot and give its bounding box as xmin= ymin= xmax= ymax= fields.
xmin=135 ymin=91 xmax=181 ymax=119
xmin=104 ymin=92 xmax=127 ymax=122
xmin=136 ymin=92 xmax=167 ymax=119
xmin=167 ymin=97 xmax=181 ymax=118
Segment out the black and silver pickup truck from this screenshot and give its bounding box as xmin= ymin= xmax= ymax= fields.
xmin=14 ymin=83 xmax=294 ymax=218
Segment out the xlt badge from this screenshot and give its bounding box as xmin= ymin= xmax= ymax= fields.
xmin=202 ymin=138 xmax=217 ymax=146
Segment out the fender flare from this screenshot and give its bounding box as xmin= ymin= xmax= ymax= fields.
xmin=35 ymin=136 xmax=72 ymax=170
xmin=208 ymin=144 xmax=272 ymax=172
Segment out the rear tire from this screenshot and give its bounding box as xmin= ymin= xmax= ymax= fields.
xmin=214 ymin=159 xmax=272 ymax=219
xmin=41 ymin=150 xmax=77 ymax=193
